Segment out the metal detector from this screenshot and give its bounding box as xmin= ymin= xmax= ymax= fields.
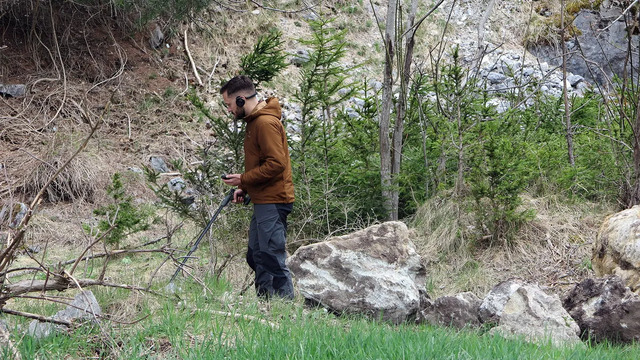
xmin=169 ymin=187 xmax=250 ymax=284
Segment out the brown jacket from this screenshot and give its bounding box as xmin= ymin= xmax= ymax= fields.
xmin=240 ymin=97 xmax=295 ymax=204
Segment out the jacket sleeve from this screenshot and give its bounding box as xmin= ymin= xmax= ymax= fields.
xmin=241 ymin=119 xmax=287 ymax=185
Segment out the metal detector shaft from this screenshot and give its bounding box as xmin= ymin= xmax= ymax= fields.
xmin=169 ymin=188 xmax=236 ymax=283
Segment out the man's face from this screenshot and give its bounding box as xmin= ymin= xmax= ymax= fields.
xmin=222 ymin=91 xmax=245 ymax=120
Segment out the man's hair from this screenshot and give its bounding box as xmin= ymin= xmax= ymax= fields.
xmin=220 ymin=75 xmax=255 ymax=96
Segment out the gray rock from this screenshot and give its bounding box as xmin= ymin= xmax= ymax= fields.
xmin=149 ymin=24 xmax=164 ymax=49
xmin=522 ymin=67 xmax=535 ymax=77
xmin=564 ymin=276 xmax=640 ymax=344
xmin=287 ymin=221 xmax=426 ymax=324
xmin=28 ymin=321 xmax=56 ymax=339
xmin=418 ymin=292 xmax=482 ymax=329
xmin=530 ymin=6 xmax=637 ymax=86
xmin=127 ymin=166 xmax=143 ymax=174
xmin=150 ymin=156 xmax=170 ymax=173
xmin=567 ymin=74 xmax=584 ymax=87
xmin=487 ymin=72 xmax=506 ymax=84
xmin=352 ymin=98 xmax=365 ymax=108
xmin=168 ymin=177 xmax=186 ymax=192
xmin=28 ymin=290 xmax=101 ymax=339
xmin=56 ymin=290 xmax=102 ymax=323
xmin=290 ymin=49 xmax=310 ymax=67
xmin=302 ymin=12 xmax=319 ymax=21
xmin=480 ymin=279 xmax=581 ymax=346
xmin=0 ymin=84 xmax=26 ymax=98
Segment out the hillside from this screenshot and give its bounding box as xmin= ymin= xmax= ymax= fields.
xmin=0 ymin=0 xmax=617 ymax=305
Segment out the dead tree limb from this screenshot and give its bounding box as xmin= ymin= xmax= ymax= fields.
xmin=1 ymin=308 xmax=72 ymax=327
xmin=1 ymin=276 xmax=164 ymax=301
xmin=184 ymin=29 xmax=203 ymax=87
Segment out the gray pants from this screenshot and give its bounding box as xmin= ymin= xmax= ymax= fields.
xmin=246 ymin=203 xmax=294 ymax=299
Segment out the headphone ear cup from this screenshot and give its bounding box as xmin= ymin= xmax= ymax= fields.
xmin=235 ymin=96 xmax=245 ymax=107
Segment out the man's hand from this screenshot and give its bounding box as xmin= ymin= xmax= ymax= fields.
xmin=222 ymin=174 xmax=245 ymax=203
xmin=232 ymin=189 xmax=246 ymax=204
xmin=222 ymin=173 xmax=242 ymax=187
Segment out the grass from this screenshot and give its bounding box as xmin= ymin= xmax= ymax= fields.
xmin=4 ymin=275 xmax=640 ymax=359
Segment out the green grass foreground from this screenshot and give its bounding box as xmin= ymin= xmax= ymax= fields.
xmin=6 ymin=278 xmax=640 ymax=359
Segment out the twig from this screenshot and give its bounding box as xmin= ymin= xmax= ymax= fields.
xmin=69 ymin=222 xmax=117 ymax=275
xmin=197 ymin=309 xmax=279 ymax=329
xmin=1 ymin=308 xmax=71 ymax=326
xmin=184 ymin=29 xmax=203 ymax=87
xmin=15 ymin=295 xmax=150 ymax=326
xmin=126 ymin=112 xmax=131 ymax=139
xmin=1 ymin=276 xmax=164 ymax=299
xmin=43 ymin=0 xmax=67 ymax=128
xmin=207 ymin=57 xmax=220 ymax=89
xmin=249 ymin=0 xmax=318 ymax=14
xmin=64 ymin=247 xmax=170 ymax=267
xmin=598 ymin=0 xmax=639 ymax=33
xmin=177 ymin=72 xmax=189 ymax=98
xmin=18 ymin=148 xmax=55 ymax=170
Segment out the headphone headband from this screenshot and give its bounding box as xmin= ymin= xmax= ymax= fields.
xmin=235 ymin=92 xmax=257 ymax=108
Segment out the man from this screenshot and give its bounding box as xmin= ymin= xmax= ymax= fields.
xmin=220 ymin=75 xmax=295 ymax=300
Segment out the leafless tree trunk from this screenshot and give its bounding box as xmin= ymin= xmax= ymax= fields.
xmin=389 ymin=0 xmax=418 ymax=220
xmin=379 ymin=0 xmax=397 ymax=219
xmin=476 ymin=0 xmax=496 ymax=54
xmin=379 ymin=0 xmax=444 ymax=220
xmin=561 ymin=0 xmax=575 ymax=167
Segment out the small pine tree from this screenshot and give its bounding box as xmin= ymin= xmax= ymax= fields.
xmin=86 ymin=173 xmax=152 ymax=247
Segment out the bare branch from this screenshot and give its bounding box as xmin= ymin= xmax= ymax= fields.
xmin=249 ymin=0 xmax=318 ymax=14
xmin=1 ymin=276 xmax=164 ymax=300
xmin=184 ymin=29 xmax=203 ymax=87
xmin=197 ymin=309 xmax=279 ymax=329
xmin=1 ymin=308 xmax=71 ymax=327
xmin=598 ymin=0 xmax=639 ymax=33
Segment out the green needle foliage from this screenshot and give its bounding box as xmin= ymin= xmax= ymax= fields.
xmin=86 ymin=173 xmax=152 ymax=246
xmin=241 ymin=29 xmax=288 ymax=87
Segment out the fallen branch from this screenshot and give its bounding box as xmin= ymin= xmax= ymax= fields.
xmin=1 ymin=308 xmax=71 ymax=327
xmin=198 ymin=309 xmax=279 ymax=329
xmin=184 ymin=29 xmax=203 ymax=87
xmin=1 ymin=275 xmax=164 ymax=300
xmin=62 ymin=245 xmax=170 ymax=267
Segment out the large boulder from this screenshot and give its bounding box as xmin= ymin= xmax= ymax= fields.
xmin=530 ymin=3 xmax=637 ymax=86
xmin=418 ymin=292 xmax=482 ymax=329
xmin=592 ymin=205 xmax=640 ymax=292
xmin=563 ymin=276 xmax=640 ymax=344
xmin=479 ymin=279 xmax=581 ymax=346
xmin=287 ymin=221 xmax=426 ymax=324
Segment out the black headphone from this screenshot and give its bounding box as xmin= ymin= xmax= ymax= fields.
xmin=235 ymin=93 xmax=257 ymax=107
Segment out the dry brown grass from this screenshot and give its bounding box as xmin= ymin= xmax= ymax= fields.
xmin=412 ymin=193 xmax=614 ymax=298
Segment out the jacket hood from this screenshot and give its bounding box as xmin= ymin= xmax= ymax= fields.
xmin=244 ymin=97 xmax=282 ymax=123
